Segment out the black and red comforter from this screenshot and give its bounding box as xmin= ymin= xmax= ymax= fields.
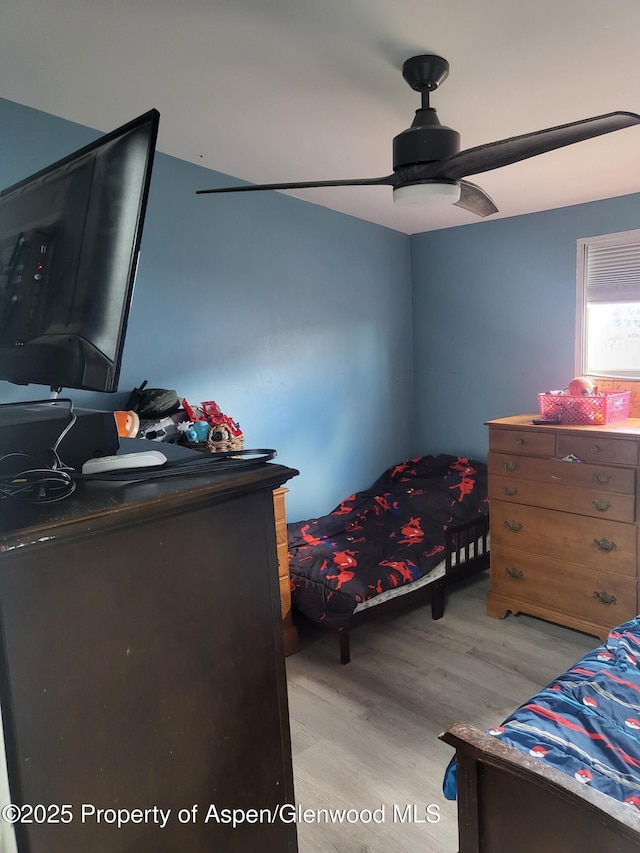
xmin=288 ymin=454 xmax=488 ymax=629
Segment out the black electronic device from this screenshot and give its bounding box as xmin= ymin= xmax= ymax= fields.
xmin=0 ymin=109 xmax=160 ymax=393
xmin=0 ymin=400 xmax=119 ymax=471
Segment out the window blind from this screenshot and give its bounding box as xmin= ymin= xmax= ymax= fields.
xmin=584 ymin=231 xmax=640 ymax=303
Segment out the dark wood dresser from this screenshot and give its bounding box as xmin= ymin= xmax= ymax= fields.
xmin=0 ymin=462 xmax=298 ymax=852
xmin=487 ymin=414 xmax=640 ymax=639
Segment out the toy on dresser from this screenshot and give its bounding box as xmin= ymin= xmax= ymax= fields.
xmin=178 ymin=399 xmax=244 ymax=453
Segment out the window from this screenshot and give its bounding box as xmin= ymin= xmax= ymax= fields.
xmin=576 ymin=229 xmax=640 ymax=379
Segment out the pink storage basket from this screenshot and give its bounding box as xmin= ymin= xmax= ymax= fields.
xmin=538 ymin=391 xmax=630 ymax=425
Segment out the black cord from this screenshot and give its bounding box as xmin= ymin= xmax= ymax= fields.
xmin=0 ymin=465 xmax=76 ymax=503
xmin=0 ymin=398 xmax=77 ymax=502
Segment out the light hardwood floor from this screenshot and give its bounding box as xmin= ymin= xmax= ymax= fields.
xmin=286 ymin=573 xmax=597 ymax=852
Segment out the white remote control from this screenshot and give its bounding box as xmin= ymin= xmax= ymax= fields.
xmin=82 ymin=450 xmax=168 ymax=474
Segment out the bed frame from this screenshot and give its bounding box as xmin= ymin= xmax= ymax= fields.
xmin=324 ymin=513 xmax=489 ymax=664
xmin=440 ymin=722 xmax=640 ymax=852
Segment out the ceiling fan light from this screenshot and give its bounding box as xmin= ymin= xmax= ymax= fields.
xmin=393 ymin=181 xmax=461 ymax=206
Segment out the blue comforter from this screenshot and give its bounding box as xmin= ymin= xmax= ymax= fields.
xmin=444 ymin=616 xmax=640 ymax=808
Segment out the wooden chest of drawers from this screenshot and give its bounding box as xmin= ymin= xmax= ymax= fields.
xmin=486 ymin=415 xmax=640 ymax=639
xmin=273 ymin=488 xmax=299 ymax=656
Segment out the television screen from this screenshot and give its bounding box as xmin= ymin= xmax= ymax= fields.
xmin=0 ymin=109 xmax=159 ymax=393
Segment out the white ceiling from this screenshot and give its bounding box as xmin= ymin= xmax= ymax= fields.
xmin=2 ymin=0 xmax=640 ymax=234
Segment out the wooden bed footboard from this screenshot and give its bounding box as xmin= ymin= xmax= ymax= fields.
xmin=332 ymin=514 xmax=489 ymax=664
xmin=433 ymin=513 xmax=489 ymax=619
xmin=440 ymin=722 xmax=640 ymax=853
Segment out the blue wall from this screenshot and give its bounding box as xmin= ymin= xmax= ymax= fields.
xmin=410 ymin=193 xmax=640 ymax=461
xmin=1 ymin=98 xmax=414 ymax=521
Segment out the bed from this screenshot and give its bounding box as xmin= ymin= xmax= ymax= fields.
xmin=441 ymin=616 xmax=640 ymax=852
xmin=287 ymin=454 xmax=489 ymax=663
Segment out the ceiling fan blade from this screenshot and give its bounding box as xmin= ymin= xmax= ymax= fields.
xmin=426 ymin=111 xmax=640 ymax=181
xmin=454 ymin=180 xmax=498 ymax=217
xmin=196 ymin=175 xmax=394 ymax=195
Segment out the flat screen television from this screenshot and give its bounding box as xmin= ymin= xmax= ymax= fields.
xmin=0 ymin=108 xmax=160 ymax=393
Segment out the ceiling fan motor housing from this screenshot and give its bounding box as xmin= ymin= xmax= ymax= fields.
xmin=393 ymin=108 xmax=460 ymax=171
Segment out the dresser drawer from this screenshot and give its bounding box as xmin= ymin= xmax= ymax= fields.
xmin=490 ymin=545 xmax=638 ymax=625
xmin=488 ymin=452 xmax=636 ymax=495
xmin=491 ymin=500 xmax=637 ymax=577
xmin=489 ymin=475 xmax=636 ymax=523
xmin=556 ymin=434 xmax=638 ymax=466
xmin=279 ymin=573 xmax=293 ymax=619
xmin=489 ymin=427 xmax=556 ymax=457
xmin=275 ymin=517 xmax=288 ymax=549
xmin=276 ymin=541 xmax=290 ymax=580
xmin=273 ymin=489 xmax=288 ymax=543
xmin=273 ymin=488 xmax=298 ymax=655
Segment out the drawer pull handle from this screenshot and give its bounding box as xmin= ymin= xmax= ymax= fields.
xmin=591 ymin=445 xmax=600 ymax=454
xmin=515 ymin=438 xmax=524 ymax=446
xmin=594 ymin=537 xmax=617 ymax=553
xmin=594 ymin=472 xmax=611 ymax=484
xmin=593 ymin=590 xmax=617 ymax=606
xmin=503 ymin=486 xmax=519 ymax=496
xmin=593 ymin=499 xmax=612 ymax=513
xmin=504 ymin=461 xmax=518 ymax=472
xmin=505 ymin=520 xmax=523 ymax=533
xmin=505 ymin=567 xmax=523 ymax=580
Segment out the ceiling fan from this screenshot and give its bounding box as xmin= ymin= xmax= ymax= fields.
xmin=196 ymin=54 xmax=640 ymax=218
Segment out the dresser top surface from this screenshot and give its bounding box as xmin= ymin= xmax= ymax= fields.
xmin=0 ymin=462 xmax=298 ymax=545
xmin=487 ymin=414 xmax=640 ymax=439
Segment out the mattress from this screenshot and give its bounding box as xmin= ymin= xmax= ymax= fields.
xmin=353 ymin=536 xmax=488 ymax=613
